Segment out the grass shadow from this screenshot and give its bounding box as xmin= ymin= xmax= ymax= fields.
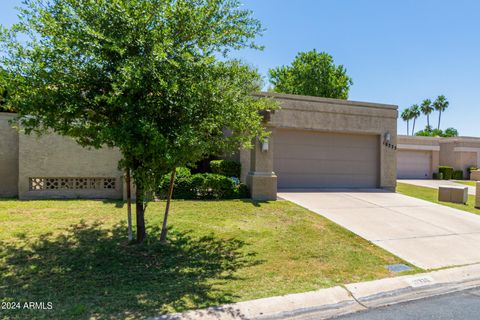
xmin=0 ymin=197 xmax=19 ymax=201
xmin=0 ymin=222 xmax=257 ymax=319
xmin=0 ymin=198 xmax=125 ymax=208
xmin=101 ymin=198 xmax=125 ymax=208
xmin=240 ymin=199 xmax=272 ymax=207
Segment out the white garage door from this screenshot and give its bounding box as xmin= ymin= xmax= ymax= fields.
xmin=273 ymin=129 xmax=380 ymax=189
xmin=397 ymin=150 xmax=432 ymax=179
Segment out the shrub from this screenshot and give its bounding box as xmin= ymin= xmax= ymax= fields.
xmin=173 ymin=177 xmax=196 ymax=199
xmin=438 ymin=166 xmax=454 ymax=180
xmin=192 ymin=173 xmax=249 ymax=199
xmin=453 ymin=170 xmax=464 ymax=180
xmin=158 ymin=168 xmax=249 ymax=200
xmin=433 ymin=172 xmax=439 ymax=180
xmin=210 ymin=160 xmax=241 ymax=178
xmin=189 ymin=174 xmax=206 ymax=197
xmin=175 ymin=167 xmax=192 ymax=177
xmin=194 ymin=173 xmax=235 ymax=199
xmin=235 ymin=183 xmax=250 ymax=198
xmin=158 ymin=167 xmax=196 ymax=199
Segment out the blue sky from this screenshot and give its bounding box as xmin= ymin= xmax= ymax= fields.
xmin=1 ymin=0 xmax=479 ymax=136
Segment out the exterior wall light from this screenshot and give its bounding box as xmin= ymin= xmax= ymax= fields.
xmin=261 ymin=139 xmax=269 ymax=152
xmin=384 ymin=132 xmax=391 ymax=144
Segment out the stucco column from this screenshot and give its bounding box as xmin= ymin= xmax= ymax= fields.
xmin=246 ymin=135 xmax=277 ymax=201
xmin=381 ymin=132 xmax=397 ymax=191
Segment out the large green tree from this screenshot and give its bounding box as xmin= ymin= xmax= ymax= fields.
xmin=1 ymin=0 xmax=274 ymax=243
xmin=268 ymin=49 xmax=353 ymax=99
xmin=444 ymin=127 xmax=459 ymax=137
xmin=415 ymin=126 xmax=459 ymax=137
xmin=0 ymin=68 xmax=11 ymax=112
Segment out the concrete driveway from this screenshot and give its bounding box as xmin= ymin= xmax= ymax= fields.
xmin=398 ymin=179 xmax=476 ymax=195
xmin=278 ymin=189 xmax=480 ymax=269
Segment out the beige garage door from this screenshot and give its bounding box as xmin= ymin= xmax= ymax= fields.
xmin=397 ymin=150 xmax=431 ymax=179
xmin=273 ymin=129 xmax=380 ymax=189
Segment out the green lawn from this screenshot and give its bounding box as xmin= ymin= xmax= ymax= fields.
xmin=0 ymin=199 xmax=412 ymax=319
xmin=397 ymin=183 xmax=480 ymax=215
xmin=453 ymin=180 xmax=477 ymax=187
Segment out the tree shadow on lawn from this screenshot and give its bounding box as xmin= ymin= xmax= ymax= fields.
xmin=0 ymin=221 xmax=259 ymax=319
xmin=240 ymin=199 xmax=272 ymax=207
xmin=101 ymin=199 xmax=125 ymax=208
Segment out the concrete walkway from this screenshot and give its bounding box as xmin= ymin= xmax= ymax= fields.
xmin=278 ymin=189 xmax=480 ymax=269
xmin=398 ymin=179 xmax=476 ymax=195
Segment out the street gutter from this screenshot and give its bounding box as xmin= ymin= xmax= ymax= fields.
xmin=151 ymin=263 xmax=480 ymax=320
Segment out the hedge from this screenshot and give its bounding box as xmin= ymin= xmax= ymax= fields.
xmin=210 ymin=160 xmax=241 ymax=178
xmin=438 ymin=166 xmax=454 ymax=180
xmin=433 ymin=172 xmax=443 ymax=180
xmin=452 ymin=170 xmax=464 ymax=180
xmin=158 ymin=167 xmax=249 ymax=200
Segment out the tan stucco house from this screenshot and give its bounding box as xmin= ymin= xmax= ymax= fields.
xmin=241 ymin=92 xmax=398 ymax=200
xmin=397 ymin=135 xmax=480 ymax=179
xmin=1 ymin=92 xmax=399 ymax=200
xmin=0 ymin=112 xmax=123 ymax=200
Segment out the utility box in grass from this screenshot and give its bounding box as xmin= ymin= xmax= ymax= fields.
xmin=438 ymin=185 xmax=468 ymax=204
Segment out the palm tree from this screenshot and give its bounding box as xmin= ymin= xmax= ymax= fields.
xmin=401 ymin=108 xmax=413 ymax=135
xmin=433 ymin=95 xmax=449 ymax=130
xmin=420 ymin=99 xmax=433 ymax=127
xmin=410 ymin=104 xmax=421 ymax=135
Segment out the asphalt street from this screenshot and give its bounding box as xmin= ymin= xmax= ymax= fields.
xmin=333 ymin=288 xmax=480 ymax=320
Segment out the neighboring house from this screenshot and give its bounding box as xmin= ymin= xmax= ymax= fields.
xmin=397 ymin=135 xmax=480 ymax=179
xmin=397 ymin=136 xmax=440 ymax=179
xmin=0 ymin=92 xmax=399 ymax=201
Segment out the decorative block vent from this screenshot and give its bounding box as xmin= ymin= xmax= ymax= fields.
xmin=29 ymin=177 xmax=116 ymax=191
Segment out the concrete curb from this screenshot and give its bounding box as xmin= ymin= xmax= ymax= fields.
xmin=150 ymin=264 xmax=480 ymax=320
xmin=346 ymin=263 xmax=480 ymax=308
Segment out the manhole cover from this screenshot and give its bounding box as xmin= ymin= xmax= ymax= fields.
xmin=386 ymin=264 xmax=413 ymax=272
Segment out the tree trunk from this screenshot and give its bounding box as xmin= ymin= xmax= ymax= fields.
xmin=412 ymin=118 xmax=416 ymax=135
xmin=136 ymin=185 xmax=146 ymax=244
xmin=407 ymin=120 xmax=410 ymax=136
xmin=438 ymin=111 xmax=442 ymax=130
xmin=160 ymin=168 xmax=176 ymax=243
xmin=427 ymin=114 xmax=430 ymax=128
xmin=126 ymin=169 xmax=133 ymax=242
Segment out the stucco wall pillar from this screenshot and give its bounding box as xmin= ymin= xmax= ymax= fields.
xmin=239 ymin=148 xmax=251 ymax=184
xmin=432 ymin=150 xmax=440 ymax=174
xmin=246 ymin=135 xmax=277 ymax=201
xmin=380 ymin=132 xmax=397 ymax=191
